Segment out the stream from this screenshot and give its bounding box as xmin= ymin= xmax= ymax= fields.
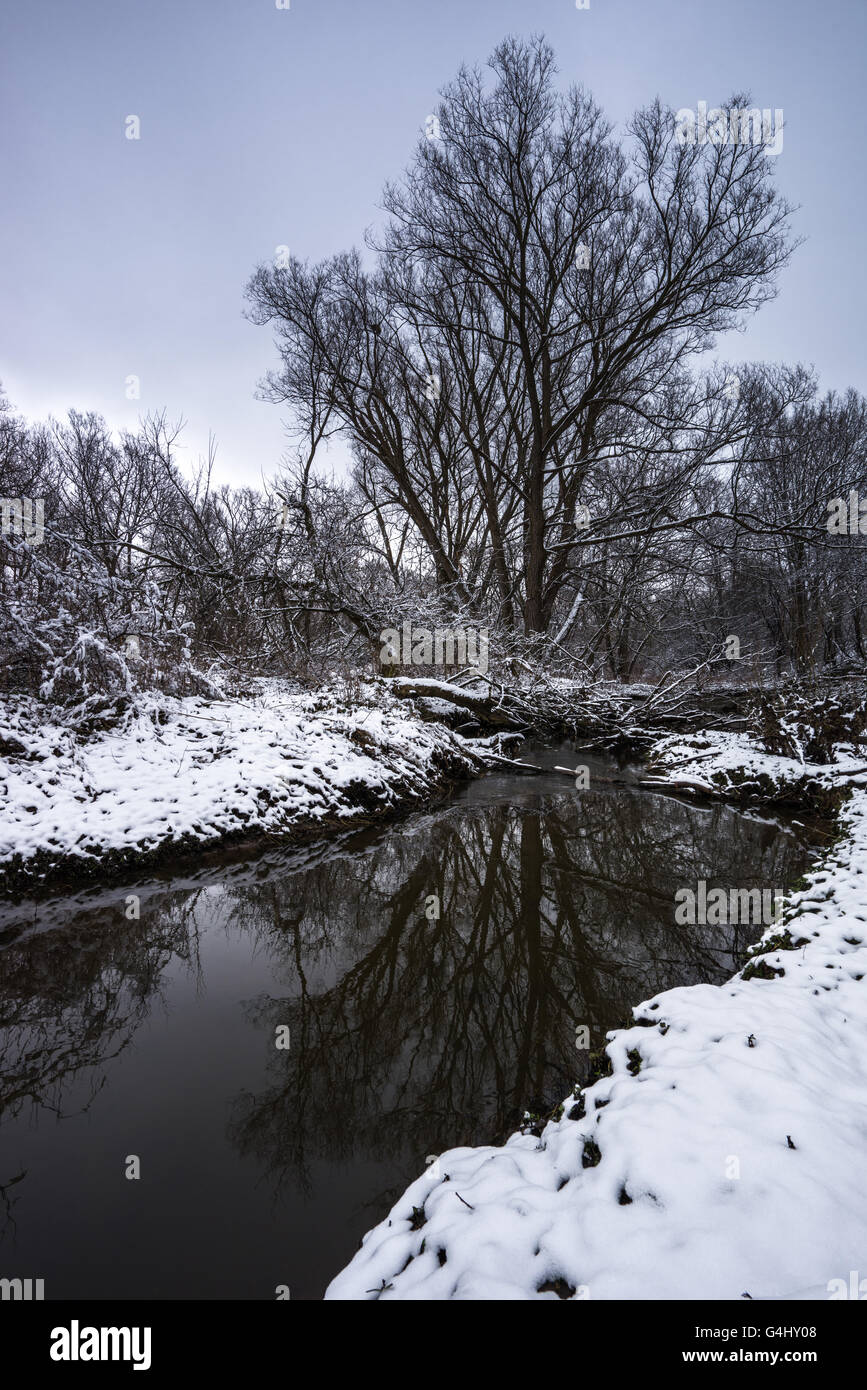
xmin=0 ymin=742 xmax=817 ymax=1299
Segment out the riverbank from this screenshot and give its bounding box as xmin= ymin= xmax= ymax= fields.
xmin=325 ymin=730 xmax=867 ymax=1300
xmin=0 ymin=682 xmax=506 ymax=893
xmin=3 ymin=673 xmax=855 ymax=894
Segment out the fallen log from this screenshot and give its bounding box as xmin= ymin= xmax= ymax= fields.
xmin=387 ymin=676 xmax=531 ymax=728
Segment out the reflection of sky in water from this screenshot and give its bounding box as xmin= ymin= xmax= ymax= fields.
xmin=0 ymin=754 xmax=816 ymax=1299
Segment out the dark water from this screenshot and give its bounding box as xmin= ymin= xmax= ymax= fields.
xmin=0 ymin=744 xmax=815 ymax=1300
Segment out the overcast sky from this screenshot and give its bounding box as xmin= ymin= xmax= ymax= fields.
xmin=2 ymin=0 xmax=864 ymax=486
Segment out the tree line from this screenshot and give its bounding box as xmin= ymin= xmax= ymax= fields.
xmin=2 ymin=37 xmax=865 ymax=710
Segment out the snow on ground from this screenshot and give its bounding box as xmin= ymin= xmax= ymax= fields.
xmin=326 ymin=732 xmax=867 ymax=1300
xmin=0 ymin=683 xmax=496 ymax=885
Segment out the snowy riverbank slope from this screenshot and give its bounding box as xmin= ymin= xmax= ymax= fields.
xmin=326 ymin=733 xmax=867 ymax=1301
xmin=0 ymin=683 xmax=497 ymax=886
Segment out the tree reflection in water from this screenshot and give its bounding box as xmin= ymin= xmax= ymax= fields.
xmin=224 ymin=782 xmax=807 ymax=1203
xmin=0 ymin=764 xmax=813 ymax=1287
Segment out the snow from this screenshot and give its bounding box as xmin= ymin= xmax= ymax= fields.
xmin=325 ymin=732 xmax=867 ymax=1300
xmin=0 ymin=683 xmax=496 ymax=883
xmin=5 ymin=693 xmax=865 ymax=1300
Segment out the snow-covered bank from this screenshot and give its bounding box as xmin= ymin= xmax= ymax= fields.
xmin=326 ymin=732 xmax=867 ymax=1301
xmin=0 ymin=683 xmax=500 ymax=889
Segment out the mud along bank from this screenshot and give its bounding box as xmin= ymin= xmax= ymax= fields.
xmin=325 ymin=730 xmax=867 ymax=1301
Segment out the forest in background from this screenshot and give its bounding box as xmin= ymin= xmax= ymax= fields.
xmin=2 ymin=39 xmax=866 ymax=717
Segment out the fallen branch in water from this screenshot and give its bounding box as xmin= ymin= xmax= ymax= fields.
xmin=639 ymin=775 xmax=713 ymax=794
